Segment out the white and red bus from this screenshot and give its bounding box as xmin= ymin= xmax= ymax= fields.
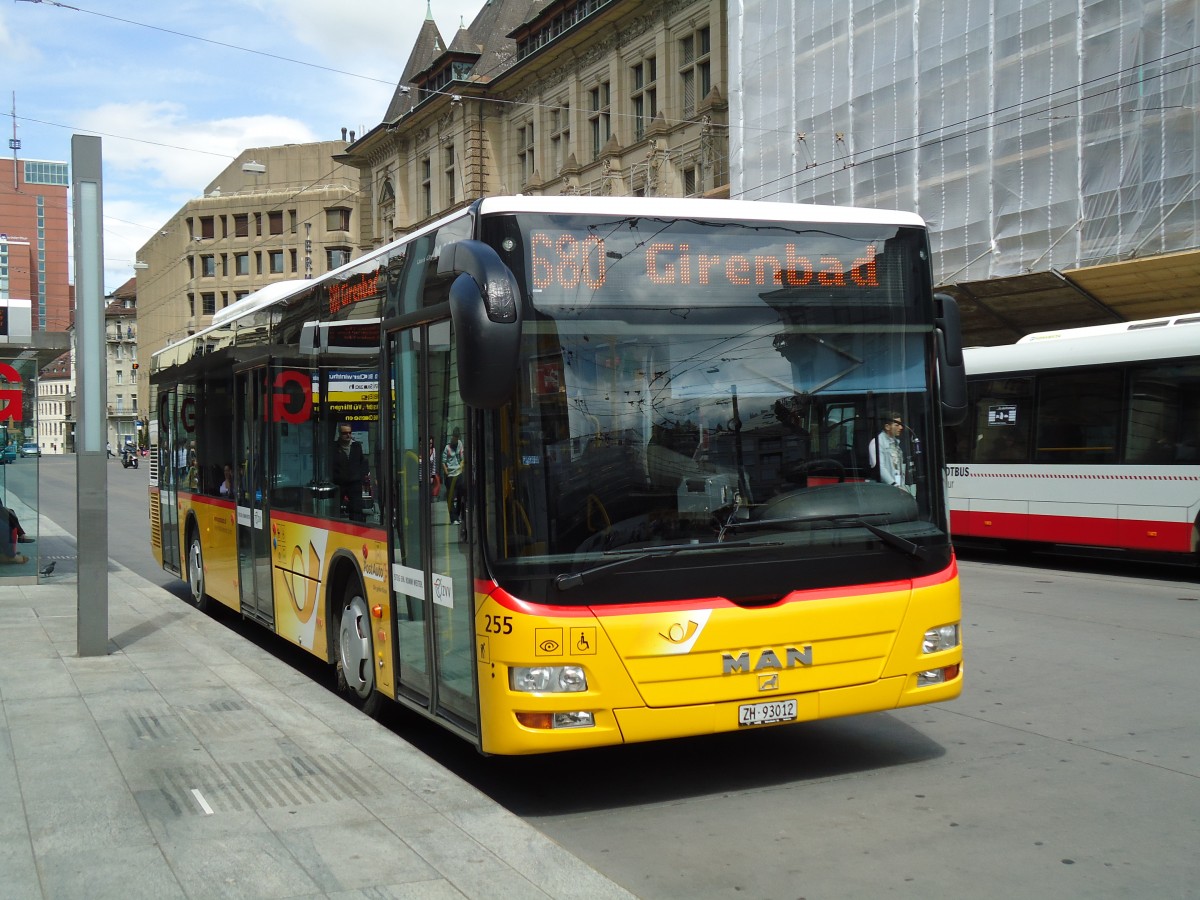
xmin=946 ymin=314 xmax=1200 ymax=562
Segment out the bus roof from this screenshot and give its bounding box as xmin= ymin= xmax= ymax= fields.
xmin=1017 ymin=311 xmax=1200 ymax=343
xmin=209 ymin=279 xmax=310 ymax=328
xmin=476 ymin=195 xmax=927 ymax=228
xmin=965 ymin=314 xmax=1200 ymax=375
xmin=154 ymin=278 xmax=312 ymax=360
xmin=153 ymin=196 xmax=927 ymax=361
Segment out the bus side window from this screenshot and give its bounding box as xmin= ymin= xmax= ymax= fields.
xmin=1126 ymin=363 xmax=1200 ymax=464
xmin=1036 ymin=370 xmax=1120 ymax=464
xmin=954 ymin=377 xmax=1033 ymax=463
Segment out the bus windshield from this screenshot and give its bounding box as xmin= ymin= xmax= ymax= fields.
xmin=481 ymin=213 xmax=945 ymax=598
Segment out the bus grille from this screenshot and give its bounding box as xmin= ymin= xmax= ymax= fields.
xmin=597 ymin=591 xmax=909 ymax=707
xmin=149 ymin=493 xmax=161 ymax=550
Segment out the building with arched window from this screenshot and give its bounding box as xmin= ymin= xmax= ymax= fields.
xmin=340 ymin=0 xmax=728 ymax=249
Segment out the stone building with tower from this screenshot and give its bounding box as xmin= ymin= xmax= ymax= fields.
xmin=341 ymin=0 xmax=728 ymax=249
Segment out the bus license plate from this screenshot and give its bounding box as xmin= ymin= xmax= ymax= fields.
xmin=738 ymin=699 xmax=798 ymax=726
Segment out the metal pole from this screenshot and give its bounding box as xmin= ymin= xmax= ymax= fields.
xmin=71 ymin=134 xmax=108 ymax=656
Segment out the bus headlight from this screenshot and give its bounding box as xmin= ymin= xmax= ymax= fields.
xmin=515 ymin=710 xmax=596 ymax=729
xmin=510 ymin=665 xmax=588 ymax=693
xmin=922 ymin=624 xmax=959 ymax=654
xmin=917 ymin=664 xmax=961 ymax=686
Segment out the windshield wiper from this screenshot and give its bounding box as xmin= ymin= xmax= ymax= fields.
xmin=555 ymin=539 xmax=782 ymax=592
xmin=725 ymin=513 xmax=932 ymax=560
xmin=851 ymin=519 xmax=932 ymax=560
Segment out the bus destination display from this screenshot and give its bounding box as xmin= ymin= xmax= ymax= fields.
xmin=529 ymin=230 xmax=881 ymax=293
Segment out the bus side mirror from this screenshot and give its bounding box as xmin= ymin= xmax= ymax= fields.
xmin=934 ymin=292 xmax=967 ymax=426
xmin=438 ymin=240 xmax=523 ymax=409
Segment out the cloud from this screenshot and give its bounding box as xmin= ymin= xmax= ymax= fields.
xmin=78 ymin=102 xmax=317 ymax=287
xmin=257 ymin=0 xmax=486 ymax=82
xmin=0 ymin=7 xmax=38 ymax=67
xmin=4 ymin=0 xmax=495 ymax=291
xmin=76 ymin=101 xmax=316 ymax=191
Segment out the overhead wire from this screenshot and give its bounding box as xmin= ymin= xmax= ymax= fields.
xmin=15 ymin=0 xmax=1200 ymax=276
xmin=13 ymin=0 xmax=395 ymax=85
xmin=18 ymin=0 xmax=1200 ymax=190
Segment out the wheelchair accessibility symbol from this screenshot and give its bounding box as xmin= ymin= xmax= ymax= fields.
xmin=570 ymin=627 xmax=596 ymax=655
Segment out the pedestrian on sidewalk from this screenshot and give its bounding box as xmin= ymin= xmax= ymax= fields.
xmin=0 ymin=497 xmax=30 ymax=564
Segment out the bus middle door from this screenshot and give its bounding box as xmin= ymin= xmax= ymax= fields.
xmin=235 ymin=367 xmax=273 ymax=625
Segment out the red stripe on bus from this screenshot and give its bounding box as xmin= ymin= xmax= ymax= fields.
xmin=268 ymin=508 xmax=387 ymax=538
xmin=951 ymin=510 xmax=1193 ymax=553
xmin=184 ymin=493 xmax=235 ymax=509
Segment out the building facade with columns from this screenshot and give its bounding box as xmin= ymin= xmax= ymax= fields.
xmin=35 ymin=351 xmax=72 ymax=455
xmin=104 ymin=279 xmax=140 ymax=451
xmin=342 ymin=0 xmax=728 ymax=249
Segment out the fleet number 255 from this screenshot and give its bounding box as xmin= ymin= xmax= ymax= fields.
xmin=484 ymin=614 xmax=513 ymax=635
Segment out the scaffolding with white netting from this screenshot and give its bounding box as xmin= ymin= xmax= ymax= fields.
xmin=729 ymin=0 xmax=1200 ymax=285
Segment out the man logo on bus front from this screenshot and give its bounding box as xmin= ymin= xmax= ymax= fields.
xmin=723 ymin=646 xmax=814 ymax=674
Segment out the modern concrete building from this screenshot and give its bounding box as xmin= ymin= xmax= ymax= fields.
xmin=0 ymin=156 xmax=70 ymax=333
xmin=341 ymin=0 xmax=728 ymax=248
xmin=134 ymin=141 xmax=361 ymax=401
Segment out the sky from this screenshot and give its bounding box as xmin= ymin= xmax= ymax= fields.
xmin=0 ymin=0 xmax=484 ymax=293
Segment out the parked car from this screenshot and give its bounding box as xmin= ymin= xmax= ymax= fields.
xmin=20 ymin=442 xmax=40 ymax=458
xmin=1 ymin=444 xmax=16 ymax=464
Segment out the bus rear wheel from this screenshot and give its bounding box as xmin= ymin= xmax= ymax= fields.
xmin=186 ymin=529 xmax=209 ymax=612
xmin=336 ymin=585 xmax=381 ymax=716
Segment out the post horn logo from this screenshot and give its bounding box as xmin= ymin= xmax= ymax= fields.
xmin=660 ymin=620 xmax=698 ymax=644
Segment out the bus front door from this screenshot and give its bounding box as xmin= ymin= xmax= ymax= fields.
xmin=235 ymin=369 xmax=273 ymax=625
xmin=389 ymin=321 xmax=477 ymax=736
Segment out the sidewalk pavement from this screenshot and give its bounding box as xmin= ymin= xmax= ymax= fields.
xmin=0 ymin=511 xmax=633 ymax=900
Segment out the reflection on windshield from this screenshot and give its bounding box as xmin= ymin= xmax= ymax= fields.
xmin=485 ymin=216 xmax=944 ymax=567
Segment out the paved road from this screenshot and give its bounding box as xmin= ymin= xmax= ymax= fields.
xmin=29 ymin=454 xmax=181 ymax=592
xmin=33 ymin=457 xmax=1200 ymax=898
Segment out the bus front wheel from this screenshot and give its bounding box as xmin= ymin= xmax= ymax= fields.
xmin=336 ymin=585 xmax=381 ymax=716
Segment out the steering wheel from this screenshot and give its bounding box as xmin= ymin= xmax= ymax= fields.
xmin=801 ymin=457 xmax=846 ymax=483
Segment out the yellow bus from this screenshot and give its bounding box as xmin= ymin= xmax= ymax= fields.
xmin=150 ymin=196 xmax=966 ymax=754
